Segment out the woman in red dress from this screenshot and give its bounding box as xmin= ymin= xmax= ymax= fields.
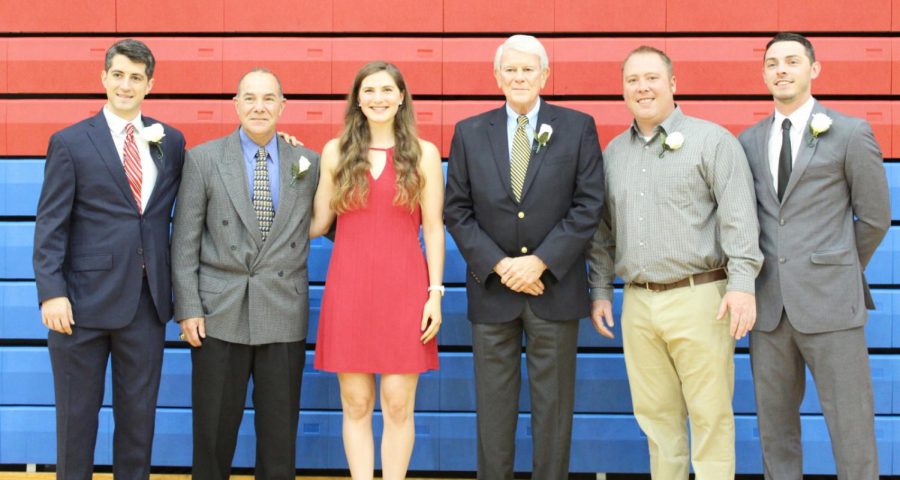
xmin=310 ymin=61 xmax=444 ymax=480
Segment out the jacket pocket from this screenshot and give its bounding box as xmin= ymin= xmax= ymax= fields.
xmin=295 ymin=277 xmax=308 ymax=295
xmin=70 ymin=254 xmax=113 ymax=272
xmin=198 ymin=273 xmax=225 ymax=293
xmin=810 ymin=248 xmax=855 ymax=266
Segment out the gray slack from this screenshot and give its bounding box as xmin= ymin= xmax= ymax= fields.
xmin=471 ymin=303 xmax=579 ymax=480
xmin=750 ymin=311 xmax=878 ymax=479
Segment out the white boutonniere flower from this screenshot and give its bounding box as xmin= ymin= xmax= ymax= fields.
xmin=291 ymin=156 xmax=312 ymax=186
xmin=139 ymin=123 xmax=166 ymax=144
xmin=659 ymin=131 xmax=684 ymax=158
xmin=808 ymin=113 xmax=832 ymax=146
xmin=534 ymin=123 xmax=553 ymax=153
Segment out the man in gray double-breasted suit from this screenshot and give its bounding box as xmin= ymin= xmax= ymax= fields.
xmin=739 ymin=33 xmax=890 ymax=479
xmin=172 ymin=68 xmax=319 ymax=480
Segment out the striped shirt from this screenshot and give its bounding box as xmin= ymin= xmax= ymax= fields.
xmin=587 ymin=106 xmax=763 ymax=301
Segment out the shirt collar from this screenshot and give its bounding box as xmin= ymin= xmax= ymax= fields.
xmin=505 ymin=98 xmax=541 ymax=127
xmin=239 ymin=128 xmax=278 ymax=159
xmin=103 ymin=105 xmax=143 ymax=135
xmin=774 ymin=96 xmax=816 ymax=131
xmin=630 ymin=104 xmax=684 ymax=142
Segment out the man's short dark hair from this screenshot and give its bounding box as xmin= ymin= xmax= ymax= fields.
xmin=104 ymin=39 xmax=155 ymax=79
xmin=765 ymin=32 xmax=816 ymax=63
xmin=623 ymin=45 xmax=674 ymax=77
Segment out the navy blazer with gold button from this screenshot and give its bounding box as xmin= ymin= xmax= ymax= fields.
xmin=445 ymin=99 xmax=605 ymax=323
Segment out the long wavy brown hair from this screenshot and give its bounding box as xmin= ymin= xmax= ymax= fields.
xmin=331 ymin=61 xmax=424 ymax=213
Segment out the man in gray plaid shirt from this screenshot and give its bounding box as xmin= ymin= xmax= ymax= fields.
xmin=587 ymin=46 xmax=762 ymax=480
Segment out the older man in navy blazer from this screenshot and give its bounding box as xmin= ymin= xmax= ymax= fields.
xmin=444 ymin=34 xmax=604 ymax=479
xmin=33 ymin=39 xmax=185 ymax=480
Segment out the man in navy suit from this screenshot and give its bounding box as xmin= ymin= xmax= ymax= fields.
xmin=33 ymin=39 xmax=186 ymax=480
xmin=444 ymin=34 xmax=604 ymax=479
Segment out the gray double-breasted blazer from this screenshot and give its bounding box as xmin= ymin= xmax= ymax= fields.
xmin=739 ymin=100 xmax=890 ymax=334
xmin=172 ymin=129 xmax=320 ymax=345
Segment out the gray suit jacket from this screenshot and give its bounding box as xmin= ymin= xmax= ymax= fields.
xmin=739 ymin=101 xmax=890 ymax=334
xmin=172 ymin=130 xmax=320 ymax=345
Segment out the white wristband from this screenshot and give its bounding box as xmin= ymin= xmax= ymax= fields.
xmin=427 ymin=285 xmax=445 ymax=297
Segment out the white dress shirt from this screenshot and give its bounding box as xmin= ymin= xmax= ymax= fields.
xmin=767 ymin=96 xmax=815 ymax=192
xmin=103 ymin=106 xmax=158 ymax=211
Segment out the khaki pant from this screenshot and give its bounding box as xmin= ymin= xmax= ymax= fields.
xmin=622 ymin=279 xmax=735 ymax=480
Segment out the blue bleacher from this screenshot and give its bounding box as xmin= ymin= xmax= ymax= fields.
xmin=3 ymin=282 xmax=897 ymax=352
xmin=1 ymin=156 xmax=899 ymax=475
xmin=4 ymin=221 xmax=898 ymax=285
xmin=888 ymin=163 xmax=900 ymax=222
xmin=0 ymin=160 xmax=43 ymax=217
xmin=3 ymin=347 xmax=897 ymax=418
xmin=4 ymin=406 xmax=893 ymax=474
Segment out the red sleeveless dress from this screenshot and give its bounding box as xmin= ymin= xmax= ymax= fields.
xmin=314 ymin=147 xmax=439 ymax=373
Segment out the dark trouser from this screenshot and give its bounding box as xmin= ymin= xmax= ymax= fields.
xmin=750 ymin=311 xmax=878 ymax=480
xmin=191 ymin=336 xmax=306 ymax=480
xmin=471 ymin=303 xmax=579 ymax=480
xmin=48 ymin=278 xmax=165 ymax=480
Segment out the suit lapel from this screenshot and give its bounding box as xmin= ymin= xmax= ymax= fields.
xmin=142 ymin=116 xmax=166 ymax=210
xmin=782 ymin=101 xmax=823 ymax=203
xmin=215 ymin=130 xmax=263 ymax=248
xmin=257 ymin=138 xmax=300 ymax=260
xmin=487 ymin=107 xmax=517 ymax=203
xmin=142 ymin=116 xmax=165 ymax=172
xmin=520 ymin=100 xmax=556 ymax=201
xmin=87 ymin=112 xmax=140 ymax=212
xmin=756 ymin=114 xmax=780 ymax=203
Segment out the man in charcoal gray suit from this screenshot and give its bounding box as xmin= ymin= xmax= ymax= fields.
xmin=739 ymin=32 xmax=890 ymax=479
xmin=171 ymin=68 xmax=319 ymax=480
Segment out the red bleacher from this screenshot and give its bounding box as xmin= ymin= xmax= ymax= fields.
xmin=0 ymin=39 xmax=6 ymax=94
xmin=1 ymin=37 xmax=894 ymax=96
xmin=222 ymin=39 xmax=332 ymax=95
xmin=116 ymin=0 xmax=225 ymax=32
xmin=331 ymin=38 xmax=443 ymax=95
xmin=668 ymin=0 xmax=778 ymax=32
xmin=2 ymin=99 xmax=897 ymax=158
xmin=333 ymin=0 xmax=443 ymax=32
xmin=443 ymin=0 xmax=553 ymax=32
xmin=554 ymin=0 xmax=666 ymax=32
xmin=779 ymin=0 xmax=891 ymax=31
xmin=0 ymin=102 xmax=6 ymax=155
xmin=554 ymin=38 xmax=662 ymax=95
xmin=0 ymin=0 xmax=116 ymax=32
xmin=3 ymin=1 xmax=899 ymax=32
xmin=223 ymin=0 xmax=333 ymax=32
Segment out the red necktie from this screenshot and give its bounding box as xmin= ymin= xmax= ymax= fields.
xmin=123 ymin=123 xmax=143 ymax=213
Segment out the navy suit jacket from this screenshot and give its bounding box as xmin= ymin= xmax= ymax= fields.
xmin=444 ymin=100 xmax=605 ymax=323
xmin=33 ymin=110 xmax=186 ymax=328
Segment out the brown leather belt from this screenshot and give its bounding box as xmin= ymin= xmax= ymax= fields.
xmin=632 ymin=268 xmax=727 ymax=293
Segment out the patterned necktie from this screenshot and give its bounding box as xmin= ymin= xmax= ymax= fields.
xmin=510 ymin=115 xmax=531 ymax=202
xmin=777 ymin=118 xmax=792 ymax=201
xmin=253 ymin=147 xmax=274 ymax=240
xmin=123 ymin=123 xmax=142 ymax=213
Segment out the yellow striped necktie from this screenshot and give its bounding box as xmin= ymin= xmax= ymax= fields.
xmin=510 ymin=115 xmax=531 ymax=202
